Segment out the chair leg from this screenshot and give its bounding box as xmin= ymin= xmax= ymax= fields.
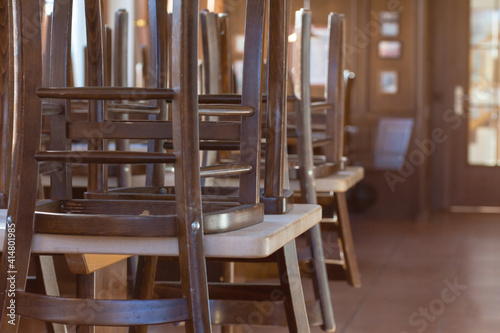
xmin=276 ymin=240 xmax=310 ymax=333
xmin=221 ymin=262 xmax=235 ymax=333
xmin=307 ymin=225 xmax=336 ymax=332
xmin=334 ymin=192 xmax=361 ymax=288
xmin=0 ymin=223 xmax=34 ymax=333
xmin=130 ymin=256 xmax=158 ymax=333
xmin=36 ymin=255 xmax=68 ymax=333
xmin=127 ymin=256 xmax=138 ymax=298
xmin=76 ymin=273 xmax=95 ymax=333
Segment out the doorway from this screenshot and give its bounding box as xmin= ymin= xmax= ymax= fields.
xmin=431 ymin=0 xmax=500 ymax=209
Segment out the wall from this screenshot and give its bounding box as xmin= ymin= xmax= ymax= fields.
xmin=348 ymin=0 xmax=430 ymax=220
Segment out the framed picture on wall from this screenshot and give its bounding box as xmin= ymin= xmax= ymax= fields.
xmin=378 ymin=40 xmax=402 ymax=59
xmin=380 ymin=11 xmax=400 ymax=36
xmin=380 ymin=70 xmax=398 ymax=94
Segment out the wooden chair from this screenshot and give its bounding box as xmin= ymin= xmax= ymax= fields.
xmin=0 ymin=0 xmax=318 ymax=332
xmin=0 ymin=0 xmax=209 ymax=331
xmin=194 ymin=4 xmax=340 ymax=332
xmin=290 ymin=9 xmax=363 ymax=288
xmin=117 ymin=1 xmax=319 ymax=332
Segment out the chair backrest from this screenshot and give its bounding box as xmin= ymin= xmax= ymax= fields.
xmin=37 ymin=0 xmax=206 ymax=233
xmin=197 ymin=4 xmax=267 ymax=207
xmin=199 ymin=9 xmax=222 ymax=185
xmin=42 ymin=1 xmax=267 ymax=232
xmin=199 ymin=10 xmax=234 ymax=95
xmin=218 ymin=13 xmax=234 ymax=94
xmin=262 ymin=0 xmax=294 ymax=213
xmin=292 ymin=8 xmax=316 ymax=204
xmin=200 ymin=9 xmax=222 ymax=95
xmin=146 ymin=0 xmax=169 ymax=187
xmin=3 ymin=1 xmax=213 ymax=330
xmin=199 ymin=3 xmax=294 ymax=215
xmin=112 ymin=8 xmax=133 ymax=188
xmin=324 ymin=12 xmax=347 ymax=166
xmin=291 ymin=10 xmax=347 ymax=177
xmin=47 ymin=0 xmax=73 ymax=200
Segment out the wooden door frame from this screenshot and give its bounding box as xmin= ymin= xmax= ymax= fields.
xmin=415 ymin=0 xmax=431 ymax=220
xmin=430 ymin=0 xmax=460 ymax=209
xmin=430 ymin=0 xmax=500 ymax=209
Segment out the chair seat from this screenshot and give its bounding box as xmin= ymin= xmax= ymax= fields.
xmin=0 ymin=204 xmax=320 ymax=258
xmin=211 ymin=166 xmax=364 ymax=194
xmin=289 ymin=166 xmax=364 ymax=193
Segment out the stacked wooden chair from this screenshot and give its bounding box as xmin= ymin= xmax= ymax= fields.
xmin=0 ymin=0 xmax=322 ymax=332
xmin=289 ymin=9 xmax=363 ymax=288
xmin=196 ymin=5 xmax=338 ymax=332
xmin=125 ymin=1 xmax=322 ymax=331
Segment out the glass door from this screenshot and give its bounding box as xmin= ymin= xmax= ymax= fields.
xmin=469 ymin=0 xmax=500 ymax=165
xmin=436 ymin=0 xmax=500 ymax=208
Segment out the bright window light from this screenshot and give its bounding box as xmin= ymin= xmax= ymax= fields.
xmin=45 ymin=0 xmax=54 ymax=15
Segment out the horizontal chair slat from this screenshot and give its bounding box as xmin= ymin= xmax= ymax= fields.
xmin=37 ymin=87 xmax=175 ymax=101
xmin=200 ymin=164 xmax=253 ymax=178
xmin=156 ymin=282 xmax=281 ymax=301
xmin=108 ymin=102 xmax=161 ymax=114
xmin=17 ymin=292 xmax=188 ymax=326
xmin=164 ymin=141 xmax=269 ymax=151
xmin=198 ymin=104 xmax=254 ymax=117
xmin=68 ymin=121 xmax=241 ymax=141
xmin=288 ymin=154 xmax=327 ymax=164
xmin=198 ymin=94 xmax=325 ymax=104
xmin=87 ymin=192 xmax=240 ymax=203
xmin=312 ymin=137 xmax=335 ymax=147
xmin=34 ymin=151 xmax=176 ymax=164
xmin=17 ymin=293 xmax=323 ymax=327
xmin=288 ymin=124 xmax=327 ymax=132
xmin=310 ymin=102 xmax=334 ymax=111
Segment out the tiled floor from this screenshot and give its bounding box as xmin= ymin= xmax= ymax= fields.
xmin=23 ymin=211 xmax=500 ymax=332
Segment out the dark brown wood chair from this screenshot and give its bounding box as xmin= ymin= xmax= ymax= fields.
xmin=197 ymin=6 xmax=338 ymax=332
xmin=115 ymin=1 xmax=319 ymax=332
xmin=0 ymin=0 xmax=318 ymax=332
xmin=289 ymin=9 xmax=363 ymax=289
xmin=0 ymin=0 xmax=210 ymax=331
